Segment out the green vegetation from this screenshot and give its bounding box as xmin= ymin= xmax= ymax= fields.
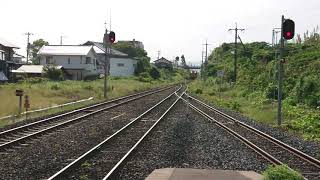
xmin=0 ymin=72 xmax=187 ymax=127
xmin=191 ymin=28 xmax=320 ymax=141
xmin=43 ymin=65 xmax=65 ymax=81
xmin=262 ymin=165 xmax=304 ymax=180
xmin=30 ymin=39 xmax=49 ymax=64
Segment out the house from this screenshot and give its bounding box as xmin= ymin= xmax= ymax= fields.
xmin=153 ymin=57 xmax=173 ymax=69
xmin=38 ymin=45 xmax=98 ymax=80
xmin=117 ymin=39 xmax=144 ymax=49
xmin=0 ymin=37 xmax=20 ymax=82
xmin=12 ymin=65 xmax=65 ymax=78
xmin=83 ymin=41 xmax=137 ymax=77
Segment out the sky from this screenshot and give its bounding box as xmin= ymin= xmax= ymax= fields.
xmin=1 ymin=0 xmax=319 ymax=65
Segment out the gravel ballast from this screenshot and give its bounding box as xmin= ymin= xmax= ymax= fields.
xmin=0 ymin=87 xmax=177 ymax=179
xmin=117 ymin=100 xmax=269 ymax=179
xmin=190 ymin=94 xmax=320 ymax=158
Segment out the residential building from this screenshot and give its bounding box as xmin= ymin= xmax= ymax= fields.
xmin=117 ymin=39 xmax=144 ymax=50
xmin=38 ymin=45 xmax=98 ymax=80
xmin=0 ymin=37 xmax=20 ymax=81
xmin=153 ymin=57 xmax=173 ymax=69
xmin=83 ymin=41 xmax=137 ymax=77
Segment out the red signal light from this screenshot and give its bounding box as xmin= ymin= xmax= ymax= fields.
xmin=108 ymin=31 xmax=116 ymax=43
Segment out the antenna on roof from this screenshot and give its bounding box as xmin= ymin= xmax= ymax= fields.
xmin=109 ymin=9 xmax=112 ymax=31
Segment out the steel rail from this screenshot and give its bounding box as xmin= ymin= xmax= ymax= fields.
xmin=103 ymin=89 xmax=186 ymax=180
xmin=187 ymin=94 xmax=320 ymax=169
xmin=47 ymin=85 xmax=183 ymax=179
xmin=0 ymin=86 xmax=176 ymax=151
xmin=0 ymin=86 xmax=172 ymax=137
xmin=180 ymin=96 xmax=283 ymax=166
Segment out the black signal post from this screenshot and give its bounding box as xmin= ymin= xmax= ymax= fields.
xmin=278 ymin=15 xmax=295 ymax=126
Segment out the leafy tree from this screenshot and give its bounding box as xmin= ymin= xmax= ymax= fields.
xmin=30 ymin=39 xmax=49 ymax=64
xmin=43 ymin=65 xmax=64 ymax=81
xmin=135 ymin=57 xmax=151 ymax=75
xmin=181 ymin=54 xmax=187 ymax=67
xmin=175 ymin=56 xmax=180 ymax=66
xmin=149 ymin=67 xmax=161 ymax=79
xmin=112 ymin=42 xmax=147 ymax=58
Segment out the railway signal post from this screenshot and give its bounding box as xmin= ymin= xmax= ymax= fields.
xmin=278 ymin=15 xmax=295 ymax=126
xmin=103 ymin=29 xmax=116 ymax=98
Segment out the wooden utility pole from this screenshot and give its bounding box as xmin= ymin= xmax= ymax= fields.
xmin=24 ymin=32 xmax=33 ymax=64
xmin=228 ymin=23 xmax=244 ymax=83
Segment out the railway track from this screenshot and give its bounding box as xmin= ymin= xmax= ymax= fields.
xmin=181 ymin=94 xmax=320 ymax=180
xmin=0 ymin=86 xmax=175 ymax=152
xmin=47 ymin=86 xmax=186 ymax=180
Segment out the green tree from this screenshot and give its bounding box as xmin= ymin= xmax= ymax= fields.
xmin=135 ymin=57 xmax=151 ymax=75
xmin=149 ymin=67 xmax=161 ymax=79
xmin=30 ymin=39 xmax=49 ymax=64
xmin=43 ymin=65 xmax=64 ymax=81
xmin=181 ymin=55 xmax=187 ymax=67
xmin=112 ymin=42 xmax=147 ymax=58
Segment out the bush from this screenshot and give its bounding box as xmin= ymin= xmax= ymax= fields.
xmin=138 ymin=72 xmax=152 ymax=82
xmin=43 ymin=65 xmax=64 ymax=81
xmin=262 ymin=165 xmax=304 ymax=180
xmin=195 ymin=89 xmax=203 ymax=94
xmin=51 ymin=84 xmax=60 ymax=90
xmin=84 ymin=74 xmax=99 ymax=81
xmin=149 ymin=67 xmax=161 ymax=79
xmin=135 ymin=57 xmax=151 ymax=75
xmin=24 ymin=77 xmax=47 ymax=84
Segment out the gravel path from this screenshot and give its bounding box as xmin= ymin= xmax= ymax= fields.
xmin=0 ymin=87 xmax=176 ymax=179
xmin=190 ymin=94 xmax=320 ymax=159
xmin=117 ymin=100 xmax=269 ymax=179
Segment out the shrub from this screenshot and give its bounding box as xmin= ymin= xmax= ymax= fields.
xmin=24 ymin=77 xmax=47 ymax=84
xmin=84 ymin=74 xmax=99 ymax=81
xmin=43 ymin=65 xmax=64 ymax=81
xmin=195 ymin=89 xmax=203 ymax=94
xmin=262 ymin=165 xmax=304 ymax=180
xmin=149 ymin=67 xmax=161 ymax=79
xmin=138 ymin=72 xmax=152 ymax=82
xmin=51 ymin=84 xmax=60 ymax=90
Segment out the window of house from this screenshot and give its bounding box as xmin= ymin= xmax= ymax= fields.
xmin=46 ymin=56 xmax=53 ymax=64
xmin=117 ymin=63 xmax=124 ymax=67
xmin=0 ymin=51 xmax=4 ymax=60
xmin=86 ymin=57 xmax=91 ymax=64
xmin=68 ymin=57 xmax=71 ymax=64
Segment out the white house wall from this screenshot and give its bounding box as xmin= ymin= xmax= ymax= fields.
xmin=97 ymin=57 xmax=137 ymax=77
xmin=39 ymin=51 xmax=98 ymax=79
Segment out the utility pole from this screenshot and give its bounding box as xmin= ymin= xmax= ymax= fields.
xmin=201 ymin=50 xmax=204 ymax=79
xmin=157 ymin=50 xmax=161 ymax=59
xmin=202 ymin=40 xmax=211 ymax=81
xmin=228 ymin=23 xmax=245 ymax=83
xmin=24 ymin=32 xmax=33 ymax=64
xmin=60 ymin=35 xmax=67 ymax=45
xmin=278 ymin=15 xmax=285 ymax=126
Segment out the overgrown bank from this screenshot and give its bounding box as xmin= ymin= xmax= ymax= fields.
xmin=0 ymin=69 xmax=188 ymax=127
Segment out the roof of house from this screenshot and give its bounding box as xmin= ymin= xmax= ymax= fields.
xmin=83 ymin=41 xmax=128 ymax=57
xmin=12 ymin=65 xmax=62 ymax=74
xmin=0 ymin=71 xmax=8 ymax=81
xmin=154 ymin=57 xmax=173 ymax=64
xmin=0 ymin=37 xmax=19 ymax=48
xmin=38 ymin=45 xmax=94 ymax=56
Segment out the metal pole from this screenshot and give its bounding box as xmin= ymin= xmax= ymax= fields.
xmin=234 ymin=25 xmax=238 ymax=83
xmin=277 ymin=15 xmax=285 ymax=126
xmin=104 ymin=47 xmax=108 ymax=99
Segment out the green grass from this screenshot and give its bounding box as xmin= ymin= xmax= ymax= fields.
xmin=262 ymin=165 xmax=304 ymax=180
xmin=0 ymin=76 xmax=181 ymax=127
xmin=189 ymin=79 xmax=320 ymax=141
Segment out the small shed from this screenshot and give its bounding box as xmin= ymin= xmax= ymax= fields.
xmin=12 ymin=65 xmax=65 ymax=78
xmin=153 ymin=57 xmax=173 ymax=69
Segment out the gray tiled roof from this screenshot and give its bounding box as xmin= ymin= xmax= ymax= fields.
xmin=83 ymin=41 xmax=128 ymax=57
